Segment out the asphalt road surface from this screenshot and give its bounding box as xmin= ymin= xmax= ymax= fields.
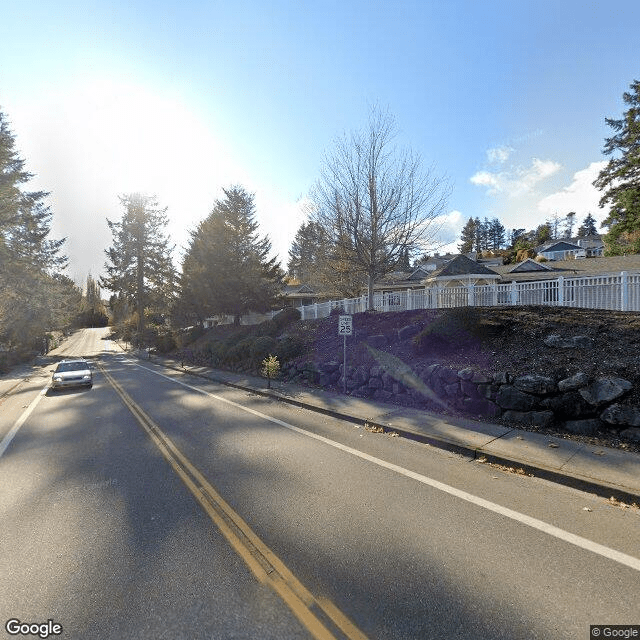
xmin=1 ymin=328 xmax=638 ymax=639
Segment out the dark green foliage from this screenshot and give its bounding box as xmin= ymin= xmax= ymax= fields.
xmin=272 ymin=307 xmax=301 ymax=329
xmin=287 ymin=221 xmax=330 ymax=285
xmin=458 ymin=218 xmax=477 ymax=253
xmin=274 ymin=336 xmax=305 ymax=362
xmin=256 ymin=319 xmax=279 ymax=338
xmin=250 ymin=336 xmax=277 ymax=364
xmin=177 ymin=186 xmax=284 ymax=326
xmin=594 ymin=80 xmax=640 ymax=255
xmin=154 ymin=333 xmax=177 ymax=353
xmin=0 ymin=110 xmax=75 ymax=354
xmin=101 ymin=193 xmax=176 ymax=333
xmin=577 ymin=213 xmax=598 ymax=237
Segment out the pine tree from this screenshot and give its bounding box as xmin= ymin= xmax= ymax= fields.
xmin=488 ymin=218 xmax=506 ymax=251
xmin=0 ymin=110 xmax=71 ymax=353
xmin=458 ymin=218 xmax=477 ymax=253
xmin=577 ymin=213 xmax=599 ymax=237
xmin=508 ymin=228 xmax=526 ymax=249
xmin=594 ymin=80 xmax=640 ymax=254
xmin=101 ymin=193 xmax=176 ymax=336
xmin=287 ymin=221 xmax=329 ymax=284
xmin=178 ymin=186 xmax=283 ymax=325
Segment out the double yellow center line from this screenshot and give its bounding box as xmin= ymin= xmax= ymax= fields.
xmin=98 ymin=362 xmax=369 ymax=640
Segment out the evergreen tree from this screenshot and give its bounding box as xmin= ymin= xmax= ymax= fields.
xmin=0 ymin=110 xmax=72 ymax=353
xmin=594 ymin=80 xmax=640 ymax=254
xmin=395 ymin=246 xmax=411 ymax=271
xmin=508 ymin=228 xmax=526 ymax=249
xmin=101 ymin=193 xmax=176 ymax=335
xmin=287 ymin=221 xmax=329 ymax=284
xmin=534 ymin=223 xmax=552 ymax=245
xmin=577 ymin=213 xmax=599 ymax=237
xmin=458 ymin=217 xmax=477 ymax=253
xmin=77 ymin=275 xmax=108 ymax=327
xmin=178 ymin=186 xmax=283 ymax=325
xmin=488 ymin=218 xmax=506 ymax=251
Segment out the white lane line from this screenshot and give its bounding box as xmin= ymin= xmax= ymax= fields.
xmin=0 ymin=384 xmax=49 ymax=459
xmin=130 ymin=361 xmax=640 ymax=573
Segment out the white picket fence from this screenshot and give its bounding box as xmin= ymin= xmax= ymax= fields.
xmin=208 ymin=271 xmax=640 ymax=326
xmin=289 ymin=271 xmax=640 ymax=321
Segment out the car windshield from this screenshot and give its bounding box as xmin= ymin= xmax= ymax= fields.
xmin=56 ymin=362 xmax=89 ymax=372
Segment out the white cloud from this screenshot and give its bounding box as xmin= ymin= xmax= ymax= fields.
xmin=486 ymin=145 xmax=513 ymax=164
xmin=536 ymin=161 xmax=608 ymax=228
xmin=431 ymin=209 xmax=463 ymax=252
xmin=470 ymin=158 xmax=562 ymax=197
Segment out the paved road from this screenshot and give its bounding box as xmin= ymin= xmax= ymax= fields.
xmin=1 ymin=330 xmax=639 ymax=639
xmin=47 ymin=326 xmax=116 ymax=358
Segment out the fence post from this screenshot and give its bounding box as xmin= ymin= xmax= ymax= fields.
xmin=468 ymin=283 xmax=475 ymax=307
xmin=491 ymin=283 xmax=498 ymax=306
xmin=621 ymin=271 xmax=629 ymax=311
xmin=407 ymin=289 xmax=413 ymax=311
xmin=557 ymin=276 xmax=564 ymax=306
xmin=510 ymin=281 xmax=517 ymax=306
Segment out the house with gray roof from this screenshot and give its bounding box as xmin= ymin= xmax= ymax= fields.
xmin=423 ymin=254 xmax=501 ymax=286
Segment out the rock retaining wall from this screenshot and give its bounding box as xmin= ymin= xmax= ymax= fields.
xmin=280 ymin=359 xmax=640 ymax=444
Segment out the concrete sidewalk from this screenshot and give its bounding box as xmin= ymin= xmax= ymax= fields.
xmin=134 ymin=352 xmax=640 ymax=504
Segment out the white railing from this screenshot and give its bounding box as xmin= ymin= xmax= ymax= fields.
xmin=289 ymin=271 xmax=640 ymax=321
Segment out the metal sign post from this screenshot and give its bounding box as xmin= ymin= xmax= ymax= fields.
xmin=338 ymin=315 xmax=353 ymax=394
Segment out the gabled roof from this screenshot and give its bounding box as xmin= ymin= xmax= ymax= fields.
xmin=427 ymin=254 xmax=499 ymax=279
xmin=407 ymin=265 xmax=432 ymax=280
xmin=282 ymin=283 xmax=315 ymax=295
xmin=540 ymin=241 xmax=582 ymax=252
xmin=509 ymin=258 xmax=555 ymax=273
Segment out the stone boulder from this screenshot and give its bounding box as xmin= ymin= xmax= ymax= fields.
xmin=513 ymin=374 xmax=557 ymax=395
xmin=600 ymin=403 xmax=640 ymax=427
xmin=621 ymin=427 xmax=640 ymax=443
xmin=541 ymin=391 xmax=593 ymax=418
xmin=564 ymin=418 xmax=603 ymax=435
xmin=579 ymin=377 xmax=633 ymax=406
xmin=495 ymin=385 xmax=538 ymax=411
xmin=558 ymin=372 xmax=589 ymax=392
xmin=544 ymin=334 xmax=592 ymax=349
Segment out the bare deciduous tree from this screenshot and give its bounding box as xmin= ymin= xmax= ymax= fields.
xmin=309 ymin=107 xmax=451 ymax=310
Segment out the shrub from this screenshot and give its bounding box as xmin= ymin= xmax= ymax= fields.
xmin=155 ymin=332 xmax=177 ymax=353
xmin=256 ymin=319 xmax=280 ymax=338
xmin=329 ymin=305 xmax=346 ymax=316
xmin=274 ymin=336 xmax=305 ymax=362
xmin=261 ymin=354 xmax=280 ymax=388
xmin=225 ymin=336 xmax=254 ymax=363
xmin=272 ymin=307 xmax=301 ymax=330
xmin=250 ymin=335 xmax=277 ymax=364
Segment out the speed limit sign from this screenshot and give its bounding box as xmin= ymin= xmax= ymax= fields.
xmin=338 ymin=315 xmax=353 ymax=336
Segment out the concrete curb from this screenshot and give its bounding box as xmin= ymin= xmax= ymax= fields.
xmin=127 ymin=351 xmax=640 ymax=505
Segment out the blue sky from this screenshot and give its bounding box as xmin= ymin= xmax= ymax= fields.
xmin=1 ymin=0 xmax=639 ymax=281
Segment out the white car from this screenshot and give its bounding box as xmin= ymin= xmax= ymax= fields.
xmin=51 ymin=359 xmax=93 ymax=390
